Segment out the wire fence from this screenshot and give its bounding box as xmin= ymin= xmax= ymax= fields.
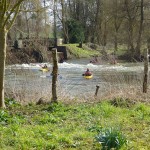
xmin=4 ymin=67 xmax=150 ymax=104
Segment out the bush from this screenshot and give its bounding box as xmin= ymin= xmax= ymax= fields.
xmin=95 ymin=127 xmax=127 ymax=150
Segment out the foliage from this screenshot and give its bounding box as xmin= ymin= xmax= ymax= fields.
xmin=95 ymin=127 xmax=127 ymax=150
xmin=0 ymin=108 xmax=26 ymax=125
xmin=66 ymin=19 xmax=85 ymax=43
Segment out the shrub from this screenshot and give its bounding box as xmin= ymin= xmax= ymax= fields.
xmin=95 ymin=127 xmax=127 ymax=150
xmin=110 ymin=97 xmax=135 ymax=108
xmin=5 ymin=98 xmax=21 ymax=107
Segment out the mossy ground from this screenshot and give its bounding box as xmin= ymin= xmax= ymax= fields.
xmin=0 ymin=99 xmax=150 ymax=150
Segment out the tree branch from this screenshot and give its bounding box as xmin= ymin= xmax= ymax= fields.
xmin=2 ymin=0 xmax=24 ymax=28
xmin=7 ymin=4 xmax=20 ymax=31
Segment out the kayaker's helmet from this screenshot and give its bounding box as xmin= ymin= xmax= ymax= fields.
xmin=87 ymin=68 xmax=89 ymax=71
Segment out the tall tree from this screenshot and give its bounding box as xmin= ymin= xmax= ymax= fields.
xmin=60 ymin=0 xmax=69 ymax=43
xmin=124 ymin=0 xmax=141 ymax=59
xmin=111 ymin=0 xmax=124 ymax=54
xmin=135 ymin=0 xmax=144 ymax=59
xmin=0 ymin=0 xmax=25 ymax=108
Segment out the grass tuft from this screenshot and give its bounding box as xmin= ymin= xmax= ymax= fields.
xmin=109 ymin=97 xmax=136 ymax=108
xmin=95 ymin=127 xmax=127 ymax=150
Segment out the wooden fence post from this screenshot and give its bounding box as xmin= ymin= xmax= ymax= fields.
xmin=51 ymin=48 xmax=58 ymax=103
xmin=143 ymin=49 xmax=149 ymax=93
xmin=95 ymin=85 xmax=100 ymax=97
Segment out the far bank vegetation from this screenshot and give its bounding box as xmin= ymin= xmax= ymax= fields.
xmin=6 ymin=0 xmax=150 ymax=63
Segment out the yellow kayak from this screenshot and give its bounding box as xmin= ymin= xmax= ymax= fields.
xmin=84 ymin=75 xmax=93 ymax=79
xmin=39 ymin=68 xmax=49 ymax=72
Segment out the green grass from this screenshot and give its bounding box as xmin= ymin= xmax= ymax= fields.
xmin=64 ymin=43 xmax=100 ymax=58
xmin=0 ymin=101 xmax=150 ymax=150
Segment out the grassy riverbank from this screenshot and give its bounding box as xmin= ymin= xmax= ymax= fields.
xmin=65 ymin=43 xmax=100 ymax=58
xmin=0 ymin=99 xmax=150 ymax=150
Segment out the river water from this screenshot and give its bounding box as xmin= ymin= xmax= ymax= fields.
xmin=5 ymin=59 xmax=150 ymax=103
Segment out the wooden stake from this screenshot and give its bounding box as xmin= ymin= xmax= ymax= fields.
xmin=51 ymin=48 xmax=58 ymax=103
xmin=95 ymin=85 xmax=100 ymax=97
xmin=143 ymin=49 xmax=149 ymax=93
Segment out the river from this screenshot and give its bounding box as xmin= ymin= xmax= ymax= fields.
xmin=5 ymin=59 xmax=150 ymax=103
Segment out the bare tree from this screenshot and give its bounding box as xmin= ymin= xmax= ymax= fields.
xmin=0 ymin=0 xmax=25 ymax=108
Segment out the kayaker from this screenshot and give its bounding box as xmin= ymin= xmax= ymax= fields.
xmin=83 ymin=68 xmax=92 ymax=76
xmin=42 ymin=64 xmax=48 ymax=69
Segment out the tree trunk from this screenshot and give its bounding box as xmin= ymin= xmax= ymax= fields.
xmin=147 ymin=38 xmax=150 ymax=54
xmin=128 ymin=22 xmax=135 ymax=55
xmin=114 ymin=31 xmax=118 ymax=55
xmin=124 ymin=0 xmax=135 ymax=59
xmin=0 ymin=28 xmax=7 ymax=108
xmin=95 ymin=0 xmax=102 ymax=45
xmin=135 ymin=0 xmax=144 ymax=59
xmin=102 ymin=20 xmax=107 ymax=46
xmin=143 ymin=49 xmax=149 ymax=93
xmin=53 ymin=0 xmax=57 ymax=45
xmin=0 ymin=0 xmax=24 ymax=108
xmin=60 ymin=0 xmax=69 ymax=44
xmin=51 ymin=48 xmax=58 ymax=103
xmin=114 ymin=0 xmax=118 ymax=54
xmin=25 ymin=11 xmax=30 ymax=38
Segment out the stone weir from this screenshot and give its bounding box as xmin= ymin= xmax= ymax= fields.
xmin=48 ymin=46 xmax=68 ymax=60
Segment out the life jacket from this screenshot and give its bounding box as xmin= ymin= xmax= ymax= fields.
xmin=84 ymin=71 xmax=92 ymax=76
